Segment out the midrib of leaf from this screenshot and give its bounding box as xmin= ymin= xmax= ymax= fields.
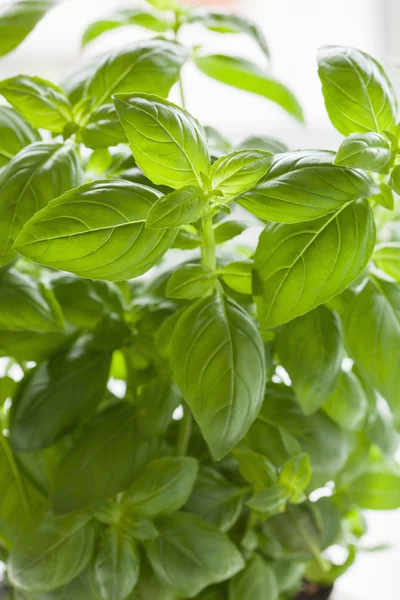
xmin=0 ymin=434 xmax=29 ymax=514
xmin=0 ymin=85 xmax=71 ymax=121
xmin=348 ymin=55 xmax=381 ymax=132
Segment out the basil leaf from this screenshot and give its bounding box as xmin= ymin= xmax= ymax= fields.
xmin=322 ymin=370 xmax=367 ymax=431
xmin=145 ymin=512 xmax=244 ymax=597
xmin=0 ymin=106 xmax=39 ymax=167
xmin=0 ymin=141 xmax=83 ymax=267
xmin=210 ymin=150 xmax=272 ymax=198
xmin=220 ymin=260 xmax=253 ymax=295
xmin=373 ymin=242 xmax=400 ymax=281
xmin=135 ymin=375 xmax=181 ymax=435
xmin=373 ymin=181 xmax=394 ymax=210
xmin=185 ymin=467 xmax=245 ymax=532
xmin=318 ymin=46 xmax=397 ymax=135
xmin=145 ymin=0 xmax=178 ymax=9
xmin=15 ymin=180 xmax=177 ymax=282
xmin=128 ymin=558 xmax=177 ymax=600
xmin=146 ymin=185 xmax=209 ymax=228
xmin=195 ymin=54 xmax=304 ymax=122
xmin=52 ymin=404 xmax=160 ymax=514
xmin=80 ymin=104 xmax=126 ymax=149
xmin=276 ymin=306 xmax=342 ymax=414
xmin=344 ymin=472 xmax=400 ymax=510
xmin=114 ymin=94 xmax=210 ymax=188
xmin=0 ymin=0 xmax=58 ymax=58
xmin=279 ymin=453 xmax=312 ymax=502
xmin=0 ymin=376 xmax=16 ymax=406
xmin=167 ymin=264 xmax=215 ymax=299
xmin=213 ymin=220 xmax=248 ymax=244
xmin=89 ymin=527 xmax=140 ymax=600
xmin=334 ymin=132 xmax=393 ymax=172
xmin=171 ymin=293 xmax=266 ymax=459
xmin=28 ymin=570 xmax=98 ymax=600
xmin=389 ymin=164 xmax=400 ymax=195
xmin=0 ymin=75 xmax=73 ymax=133
xmin=0 ymin=269 xmax=64 ymax=332
xmin=79 ymin=40 xmax=188 ymax=121
xmin=124 ymin=457 xmax=198 ymax=517
xmin=0 ymin=329 xmax=68 ymax=362
xmin=237 ymin=135 xmax=288 ymax=154
xmin=246 ymin=484 xmax=289 ymax=516
xmin=10 ymin=342 xmax=111 ymax=451
xmin=254 ymin=200 xmax=375 ymax=328
xmin=188 ymin=10 xmax=269 ymax=59
xmin=236 ymin=150 xmax=378 ymax=223
xmin=82 ymin=8 xmax=171 ymax=47
xmin=232 ymin=448 xmax=277 ymax=491
xmin=8 ymin=514 xmax=96 ymax=592
xmin=229 ymin=555 xmax=279 ymax=600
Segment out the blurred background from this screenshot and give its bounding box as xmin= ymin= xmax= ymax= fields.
xmin=0 ymin=0 xmax=399 ymax=598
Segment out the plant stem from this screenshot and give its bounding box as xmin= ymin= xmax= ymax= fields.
xmin=174 ymin=11 xmax=186 ymax=110
xmin=176 ymin=409 xmax=193 ymax=456
xmin=178 ymin=76 xmax=186 ymax=110
xmin=201 ymin=215 xmax=216 ymax=271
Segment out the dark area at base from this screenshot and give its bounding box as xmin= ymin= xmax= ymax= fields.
xmin=296 ymin=581 xmax=333 ymax=600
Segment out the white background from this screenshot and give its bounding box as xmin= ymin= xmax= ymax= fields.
xmin=1 ymin=0 xmax=400 ymax=598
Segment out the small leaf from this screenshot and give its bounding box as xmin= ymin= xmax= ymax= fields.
xmin=373 ymin=182 xmax=394 ymax=210
xmin=171 ymin=293 xmax=266 ymax=459
xmin=146 ymin=185 xmax=209 ymax=228
xmin=237 ymin=134 xmax=288 ymax=154
xmin=229 ymin=555 xmax=279 ymax=600
xmin=389 ymin=164 xmax=400 ymax=195
xmin=279 ymin=453 xmax=312 ymax=502
xmin=344 ymin=472 xmax=400 ymax=510
xmin=334 ymin=132 xmax=393 ymax=172
xmin=374 ymin=243 xmax=400 ymax=281
xmin=167 ymin=264 xmax=215 ymax=299
xmin=145 ymin=512 xmax=244 ymax=597
xmin=145 ymin=0 xmax=178 ymax=10
xmin=0 ymin=106 xmax=39 ymax=167
xmin=195 ymin=54 xmax=304 ymax=122
xmin=254 ymin=200 xmax=375 ymax=328
xmin=318 ymin=45 xmax=397 ymax=135
xmin=247 ymin=484 xmax=289 ymax=516
xmin=80 ymin=104 xmax=126 ymax=149
xmin=213 ymin=220 xmax=248 ymax=244
xmin=322 ymin=370 xmax=368 ymax=431
xmin=114 ymin=94 xmax=210 ymax=189
xmin=220 ymin=260 xmax=253 ymax=295
xmin=210 ymin=149 xmax=272 ymax=198
xmin=232 ymin=448 xmax=277 ymax=492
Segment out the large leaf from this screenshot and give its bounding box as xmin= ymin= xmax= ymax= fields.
xmin=145 ymin=512 xmax=244 ymax=597
xmin=0 ymin=106 xmax=39 ymax=167
xmin=373 ymin=242 xmax=400 ymax=281
xmin=318 ymin=45 xmax=397 ymax=135
xmin=276 ymin=306 xmax=342 ymax=414
xmin=146 ymin=185 xmax=209 ymax=228
xmin=114 ymin=94 xmax=210 ymax=188
xmin=77 ymin=40 xmax=188 ymax=122
xmin=236 ymin=150 xmax=378 ymax=222
xmin=0 ymin=75 xmax=73 ymax=133
xmin=171 ymin=293 xmax=266 ymax=459
xmin=334 ymin=132 xmax=393 ymax=172
xmin=322 ymin=369 xmax=367 ymax=431
xmin=166 ymin=264 xmax=216 ymax=299
xmin=10 ymin=340 xmax=111 ymax=451
xmin=0 ymin=269 xmax=64 ymax=332
xmin=0 ymin=329 xmax=68 ymax=362
xmin=15 ymin=180 xmax=177 ymax=282
xmin=8 ymin=513 xmax=96 ymax=592
xmin=210 ymin=149 xmax=272 ymax=199
xmin=195 ymin=54 xmax=304 ymax=122
xmin=80 ymin=104 xmax=126 ymax=149
xmin=52 ymin=404 xmax=159 ymax=514
xmin=0 ymin=0 xmax=58 ymax=58
xmin=228 ymin=555 xmax=279 ymax=600
xmin=90 ymin=527 xmax=140 ymax=600
xmin=344 ymin=471 xmax=400 ymax=510
xmin=0 ymin=141 xmax=83 ymax=266
xmin=253 ymin=200 xmax=375 ymax=328
xmin=124 ymin=457 xmax=198 ymax=517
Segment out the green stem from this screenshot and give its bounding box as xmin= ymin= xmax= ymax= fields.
xmin=176 ymin=409 xmax=193 ymax=456
xmin=178 ymin=76 xmax=186 ymax=110
xmin=201 ymin=215 xmax=216 ymax=271
xmin=289 ymin=514 xmax=330 ymax=573
xmin=173 ymin=11 xmax=186 ymax=110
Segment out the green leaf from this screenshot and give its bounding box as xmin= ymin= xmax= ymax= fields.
xmin=334 ymin=132 xmax=393 ymax=172
xmin=0 ymin=376 xmax=16 ymax=406
xmin=80 ymin=104 xmax=126 ymax=149
xmin=10 ymin=341 xmax=111 ymax=451
xmin=145 ymin=512 xmax=244 ymax=597
xmin=0 ymin=269 xmax=64 ymax=332
xmin=0 ymin=106 xmax=39 ymax=167
xmin=344 ymin=277 xmax=400 ymax=425
xmin=232 ymin=448 xmax=277 ymax=492
xmin=0 ymin=75 xmax=73 ymax=133
xmin=15 ymin=180 xmax=177 ymax=282
xmin=78 ymin=40 xmax=188 ymax=121
xmin=213 ymin=220 xmax=248 ymax=244
xmin=145 ymin=0 xmax=178 ymax=10
xmin=237 ymin=135 xmax=288 ymax=154
xmin=188 ymin=10 xmax=269 ymax=59
xmin=124 ymin=457 xmax=198 ymax=517
xmin=210 ymin=150 xmax=272 ymax=198
xmin=0 ymin=329 xmax=68 ymax=362
xmin=171 ymin=293 xmax=266 ymax=459
xmin=127 ymin=558 xmax=177 ymax=600
xmin=146 ymin=185 xmax=209 ymax=228
xmin=114 ymin=94 xmax=210 ymax=189
xmin=374 ymin=242 xmax=400 ymax=281
xmin=279 ymin=453 xmax=312 ymax=502
xmin=253 ymin=200 xmax=375 ymax=328
xmin=220 ymin=260 xmax=253 ymax=295
xmin=8 ymin=513 xmax=96 ymax=592
xmin=166 ymin=264 xmax=215 ymax=299
xmin=89 ymin=527 xmax=140 ymax=600
xmin=121 ymin=514 xmax=159 ymax=542
xmin=52 ymin=404 xmax=160 ymax=514
xmin=276 ymin=306 xmax=343 ymax=414
xmin=318 ymin=45 xmax=397 ymax=135
xmin=135 ymin=375 xmax=181 ymax=435
xmin=345 ymin=471 xmax=400 ymax=510
xmin=322 ymin=370 xmax=367 ymax=431
xmin=82 ymin=8 xmax=171 ymax=47
xmin=389 ymin=164 xmax=400 ymax=195
xmin=229 ymin=555 xmax=279 ymax=600
xmin=373 ymin=181 xmax=394 ymax=210
xmin=236 ymin=150 xmax=378 ymax=223
xmin=27 ymin=570 xmax=99 ymax=600
xmin=195 ymin=54 xmax=304 ymax=122
xmin=185 ymin=467 xmax=245 ymax=532
xmin=0 ymin=0 xmax=59 ymax=58
xmin=0 ymin=141 xmax=83 ymax=267
xmin=247 ymin=484 xmax=289 ymax=516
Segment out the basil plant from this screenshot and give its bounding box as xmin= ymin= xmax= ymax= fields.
xmin=0 ymin=0 xmax=399 ymax=599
